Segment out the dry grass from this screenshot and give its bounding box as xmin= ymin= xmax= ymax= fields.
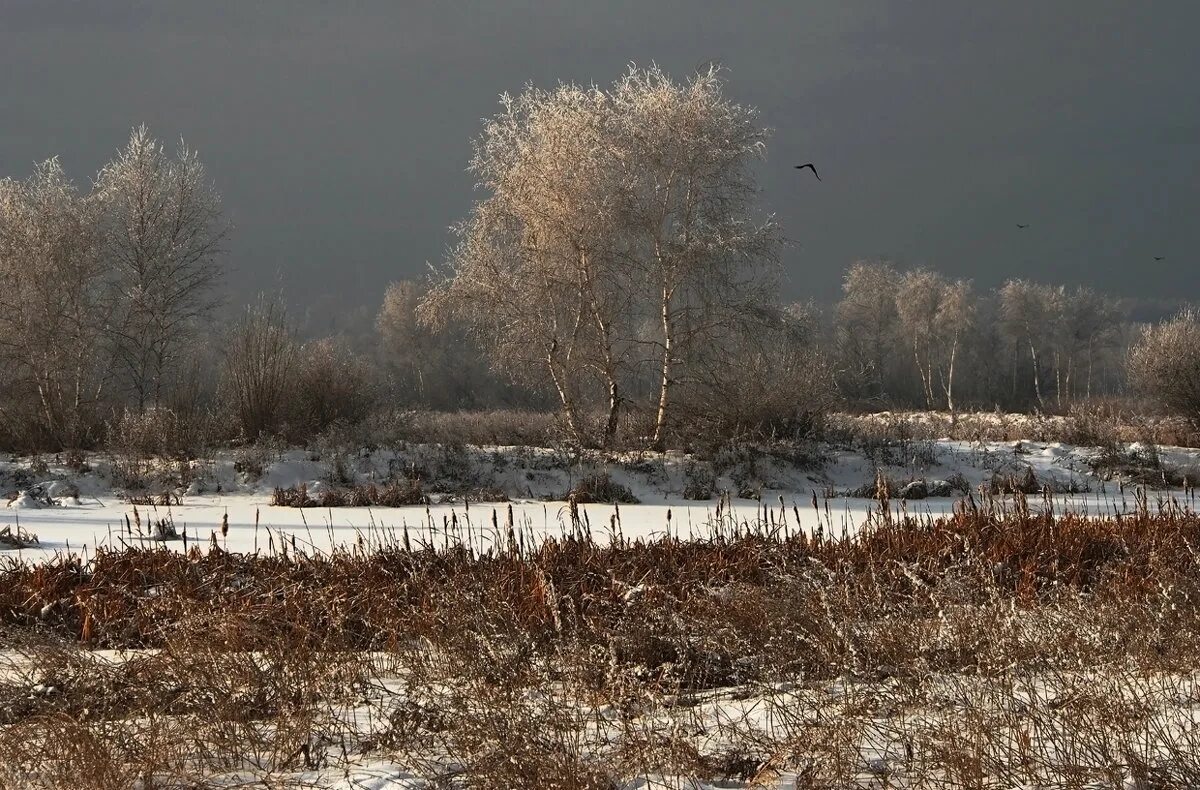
xmin=2 ymin=504 xmax=1200 ymax=786
xmin=828 ymin=406 xmax=1200 ymax=448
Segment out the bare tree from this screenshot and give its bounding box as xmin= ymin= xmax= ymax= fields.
xmin=1128 ymin=310 xmax=1200 ymax=423
xmin=835 ymin=260 xmax=901 ymax=402
xmin=378 ymin=280 xmax=445 ymax=404
xmin=222 ymin=296 xmax=296 ymax=440
xmin=895 ymin=270 xmax=975 ymax=413
xmin=895 ymin=268 xmax=945 ymax=409
xmin=999 ymin=279 xmax=1058 ymax=409
xmin=423 ymin=78 xmax=650 ymax=447
xmin=378 ymin=279 xmax=505 ymax=410
xmin=935 ymin=278 xmax=975 ymax=414
xmin=609 ymin=65 xmax=780 ymax=448
xmin=98 ymin=126 xmax=227 ymax=411
xmin=1060 ymin=287 xmax=1121 ymax=402
xmin=0 ymin=159 xmax=113 ymax=448
xmin=685 ymin=302 xmax=835 ymax=439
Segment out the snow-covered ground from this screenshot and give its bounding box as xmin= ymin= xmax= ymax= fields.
xmin=2 ymin=437 xmax=1198 ymax=562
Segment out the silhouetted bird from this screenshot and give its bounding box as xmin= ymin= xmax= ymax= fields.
xmin=1016 ymin=224 xmax=1030 ymax=229
xmin=795 ymin=163 xmax=821 ymax=181
xmin=1154 ymin=256 xmax=1165 ymax=261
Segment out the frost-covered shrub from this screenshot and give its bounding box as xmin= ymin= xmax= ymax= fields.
xmin=566 ymin=473 xmax=639 ymax=504
xmin=108 ymin=407 xmax=207 ymax=460
xmin=682 ymin=461 xmax=716 ymax=500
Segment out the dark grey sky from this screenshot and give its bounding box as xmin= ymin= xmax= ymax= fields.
xmin=3 ymin=1 xmax=1198 ymax=324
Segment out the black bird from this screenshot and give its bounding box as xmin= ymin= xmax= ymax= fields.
xmin=1016 ymin=223 xmax=1030 ymax=229
xmin=1154 ymin=256 xmax=1166 ymax=261
xmin=795 ymin=163 xmax=821 ymax=181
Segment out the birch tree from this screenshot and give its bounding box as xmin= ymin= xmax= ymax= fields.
xmin=896 ymin=269 xmax=944 ymax=409
xmin=835 ymin=260 xmax=901 ymax=402
xmin=0 ymin=160 xmax=113 ymax=448
xmin=999 ymin=279 xmax=1057 ymax=409
xmin=98 ymin=126 xmax=226 ymax=411
xmin=935 ymin=278 xmax=975 ymax=414
xmin=610 ymin=66 xmax=780 ymax=448
xmin=426 ymin=67 xmax=779 ymax=448
xmin=422 ymin=79 xmax=631 ymax=446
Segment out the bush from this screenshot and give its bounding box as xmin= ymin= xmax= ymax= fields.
xmin=283 ymin=337 xmax=378 ymax=443
xmin=272 ymin=480 xmax=427 ymax=508
xmin=107 ymin=407 xmax=210 ymax=460
xmin=566 ymin=473 xmax=639 ymax=504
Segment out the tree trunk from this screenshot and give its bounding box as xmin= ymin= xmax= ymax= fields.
xmin=1086 ymin=341 xmax=1094 ymax=400
xmin=651 ymin=286 xmax=673 ymax=451
xmin=580 ymin=250 xmax=620 ymax=449
xmin=944 ymin=335 xmax=958 ymax=417
xmin=913 ymin=343 xmax=932 ymax=410
xmin=604 ymin=380 xmax=620 ymax=449
xmin=1030 ymin=341 xmax=1044 ymax=410
xmin=547 ymin=343 xmax=583 ymax=445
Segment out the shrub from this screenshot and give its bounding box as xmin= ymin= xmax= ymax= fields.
xmin=566 ymin=473 xmax=639 ymax=504
xmin=283 ymin=337 xmax=378 ymax=443
xmin=272 ymin=480 xmax=427 ymax=508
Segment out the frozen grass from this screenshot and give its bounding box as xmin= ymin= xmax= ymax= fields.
xmin=3 ymin=504 xmax=1200 ymax=786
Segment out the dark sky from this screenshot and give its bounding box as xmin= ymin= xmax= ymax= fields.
xmin=3 ymin=1 xmax=1198 ymax=327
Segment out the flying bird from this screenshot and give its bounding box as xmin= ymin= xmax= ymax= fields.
xmin=1016 ymin=223 xmax=1030 ymax=229
xmin=1154 ymin=256 xmax=1166 ymax=261
xmin=795 ymin=163 xmax=821 ymax=181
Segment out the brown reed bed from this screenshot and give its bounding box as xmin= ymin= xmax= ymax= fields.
xmin=2 ymin=505 xmax=1200 ymax=787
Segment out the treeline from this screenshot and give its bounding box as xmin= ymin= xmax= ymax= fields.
xmin=827 ymin=260 xmax=1135 ymax=412
xmin=1 ymin=69 xmax=1195 ymax=455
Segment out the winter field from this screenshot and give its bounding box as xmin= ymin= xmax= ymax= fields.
xmin=4 ymin=415 xmax=1200 ymax=787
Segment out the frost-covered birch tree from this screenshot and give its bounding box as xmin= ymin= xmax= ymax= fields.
xmin=896 ymin=270 xmax=974 ymax=412
xmin=426 ymin=66 xmax=779 ymax=448
xmin=97 ymin=126 xmax=226 ymax=411
xmin=0 ymin=160 xmax=113 ymax=448
xmin=609 ymin=66 xmax=780 ymax=449
xmin=423 ymin=82 xmax=633 ymax=446
xmin=999 ymin=279 xmax=1057 ymax=409
xmin=835 ymin=260 xmax=902 ymax=402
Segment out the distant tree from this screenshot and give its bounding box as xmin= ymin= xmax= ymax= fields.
xmin=896 ymin=268 xmax=945 ymax=409
xmin=1059 ymin=287 xmax=1121 ymax=402
xmin=97 ymin=126 xmax=227 ymax=411
xmin=935 ymin=279 xmax=975 ymax=414
xmin=0 ymin=159 xmax=113 ymax=448
xmin=1128 ymin=310 xmax=1200 ymax=423
xmin=835 ymin=260 xmax=901 ymax=403
xmin=376 ymin=279 xmax=504 ymax=409
xmin=377 ymin=280 xmax=444 ymax=404
xmin=999 ymin=279 xmax=1059 ymax=409
xmin=895 ymin=270 xmax=975 ymax=412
